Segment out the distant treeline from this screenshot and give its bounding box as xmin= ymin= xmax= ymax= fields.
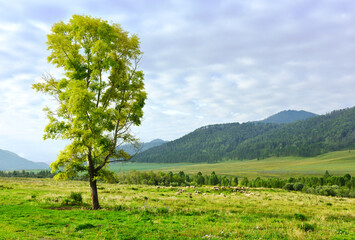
xmin=117 ymin=170 xmax=238 ymax=187
xmin=241 ymin=171 xmax=355 ymax=198
xmin=1 ymin=169 xmax=354 ymax=198
xmin=117 ymin=170 xmax=355 ymax=198
xmin=133 ymin=107 xmax=355 ymax=163
xmin=0 ymin=170 xmax=54 ymax=178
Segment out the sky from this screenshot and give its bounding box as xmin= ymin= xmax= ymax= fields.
xmin=0 ymin=0 xmax=355 ymax=163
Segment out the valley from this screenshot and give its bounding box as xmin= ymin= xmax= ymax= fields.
xmin=111 ymin=150 xmax=355 ymax=177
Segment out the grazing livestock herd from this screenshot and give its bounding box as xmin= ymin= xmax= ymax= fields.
xmin=155 ymin=185 xmax=255 ymax=197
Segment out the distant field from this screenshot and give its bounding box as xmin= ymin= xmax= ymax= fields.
xmin=109 ymin=162 xmax=196 ymax=172
xmin=0 ymin=177 xmax=354 ymax=239
xmin=109 ymin=150 xmax=355 ymax=177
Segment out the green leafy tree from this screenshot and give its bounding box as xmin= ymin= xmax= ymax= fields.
xmin=33 ymin=15 xmax=146 ymax=209
xmin=324 ymin=170 xmax=331 ymax=179
xmin=233 ymin=176 xmax=238 ymax=186
xmin=208 ymin=171 xmax=219 ymax=185
xmin=240 ymin=177 xmax=249 ymax=186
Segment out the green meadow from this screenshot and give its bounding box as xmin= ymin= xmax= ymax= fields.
xmin=109 ymin=162 xmax=197 ymax=173
xmin=0 ymin=177 xmax=354 ymax=239
xmin=111 ymin=150 xmax=355 ymax=178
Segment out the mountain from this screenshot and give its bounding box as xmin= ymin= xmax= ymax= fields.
xmin=0 ymin=149 xmax=49 ymax=171
xmin=133 ymin=122 xmax=279 ymax=163
xmin=140 ymin=139 xmax=167 ymax=151
xmin=119 ymin=139 xmax=167 ymax=156
xmin=231 ymin=107 xmax=355 ymax=159
xmin=260 ymin=110 xmax=317 ymax=124
xmin=133 ymin=107 xmax=355 ymax=163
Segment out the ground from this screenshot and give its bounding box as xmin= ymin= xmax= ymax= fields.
xmin=0 ymin=177 xmax=354 ymax=239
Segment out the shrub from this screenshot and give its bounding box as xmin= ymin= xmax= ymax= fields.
xmin=156 ymin=207 xmax=169 ymax=214
xmin=293 ymin=182 xmax=304 ymax=191
xmin=317 ymin=186 xmax=336 ymax=196
xmin=70 ymin=192 xmax=83 ymax=204
xmin=62 ymin=192 xmax=83 ymax=205
xmin=298 ymin=222 xmax=316 ymax=232
xmin=114 ymin=204 xmax=127 ymax=211
xmin=283 ymin=183 xmax=294 ymax=191
xmin=294 ymin=213 xmax=307 ymax=221
xmin=62 ymin=199 xmax=71 ymax=205
xmin=75 ymin=223 xmax=96 ymax=231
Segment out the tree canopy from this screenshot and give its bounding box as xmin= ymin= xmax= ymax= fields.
xmin=33 ymin=15 xmax=146 ymax=209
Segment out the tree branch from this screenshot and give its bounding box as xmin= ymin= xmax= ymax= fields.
xmin=96 ymin=67 xmax=102 ymax=108
xmin=108 ymin=143 xmax=143 ymax=163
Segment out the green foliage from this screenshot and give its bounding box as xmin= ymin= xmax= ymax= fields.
xmin=294 ymin=213 xmax=307 ymax=221
xmin=298 ymin=222 xmax=316 ymax=232
xmin=156 ymin=207 xmax=169 ymax=214
xmin=116 ymin=170 xmax=239 ymax=187
xmin=32 ymin=15 xmax=146 ymax=209
xmin=75 ymin=223 xmax=96 ymax=231
xmin=283 ymin=183 xmax=294 ymax=191
xmin=33 ymin=14 xmax=146 ymax=177
xmin=62 ymin=192 xmax=83 ymax=206
xmin=70 ymin=192 xmax=83 ymax=204
xmin=240 ymin=177 xmax=249 ymax=186
xmin=114 ymin=204 xmax=127 ymax=211
xmin=294 ymin=182 xmax=304 ymax=191
xmin=233 ymin=177 xmax=238 ymax=185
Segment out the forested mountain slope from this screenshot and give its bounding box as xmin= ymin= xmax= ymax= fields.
xmin=133 ymin=107 xmax=355 ymax=163
xmin=231 ymin=107 xmax=355 ymax=159
xmin=133 ymin=122 xmax=279 ymax=163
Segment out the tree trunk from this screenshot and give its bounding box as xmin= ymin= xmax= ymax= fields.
xmin=88 ymin=150 xmax=100 ymax=210
xmin=90 ymin=178 xmax=100 ymax=210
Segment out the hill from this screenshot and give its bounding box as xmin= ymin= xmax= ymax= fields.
xmin=0 ymin=149 xmax=49 ymax=170
xmin=133 ymin=107 xmax=355 ymax=163
xmin=133 ymin=122 xmax=279 ymax=163
xmin=119 ymin=139 xmax=167 ymax=156
xmin=232 ymin=107 xmax=355 ymax=159
xmin=260 ymin=110 xmax=317 ymax=124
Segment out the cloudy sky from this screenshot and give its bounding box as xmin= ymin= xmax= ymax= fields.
xmin=1 ymin=0 xmax=355 ymax=163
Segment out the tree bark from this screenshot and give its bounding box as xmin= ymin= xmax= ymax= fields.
xmin=90 ymin=177 xmax=100 ymax=210
xmin=88 ymin=150 xmax=100 ymax=210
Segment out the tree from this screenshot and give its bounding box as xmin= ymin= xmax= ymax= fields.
xmin=324 ymin=170 xmax=331 ymax=179
xmin=208 ymin=171 xmax=219 ymax=185
xmin=233 ymin=176 xmax=238 ymax=186
xmin=240 ymin=177 xmax=249 ymax=186
xmin=33 ymin=15 xmax=146 ymax=210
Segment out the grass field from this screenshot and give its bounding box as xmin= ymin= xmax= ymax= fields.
xmin=109 ymin=162 xmax=196 ymax=173
xmin=110 ymin=150 xmax=355 ymax=178
xmin=0 ymin=177 xmax=354 ymax=239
